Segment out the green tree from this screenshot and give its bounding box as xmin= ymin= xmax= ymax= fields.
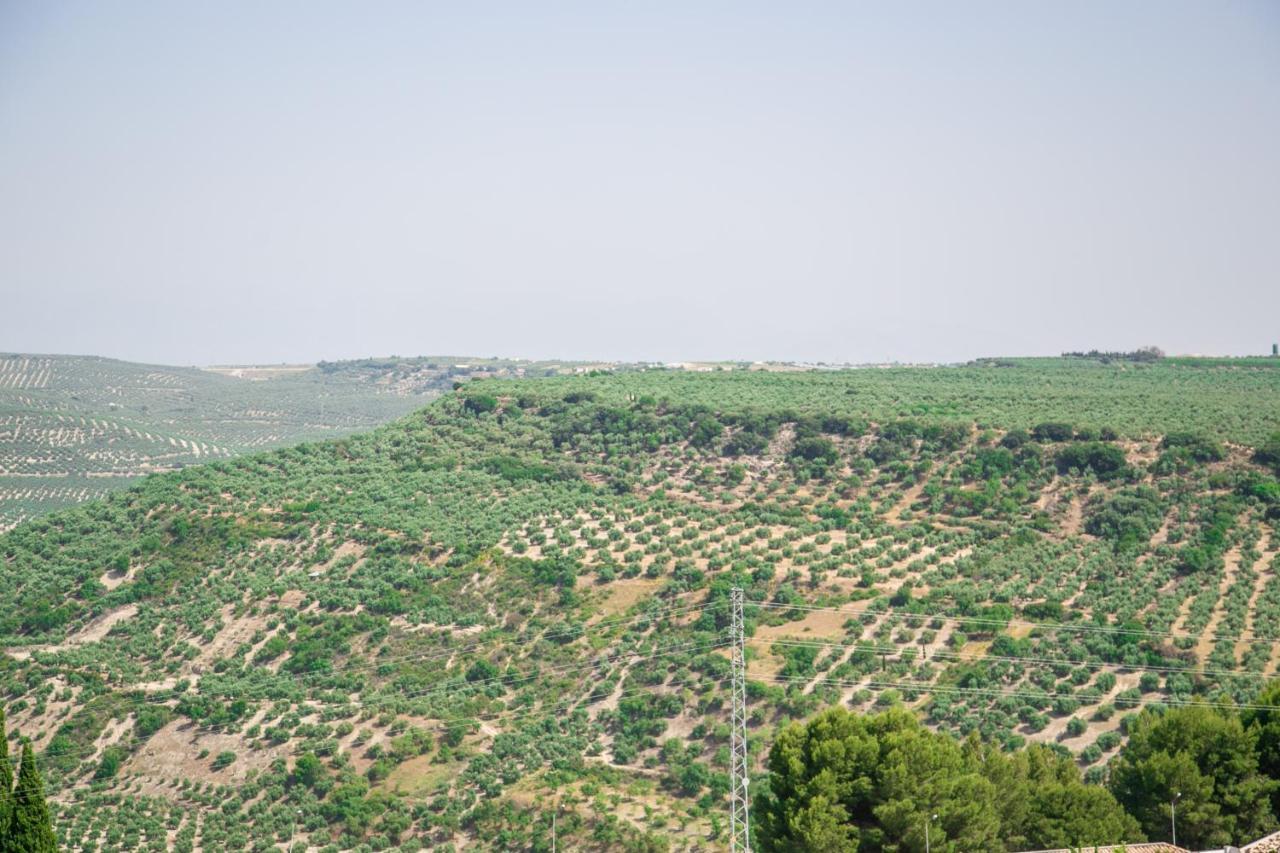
xmin=1160 ymin=431 xmax=1225 ymax=463
xmin=753 ymin=706 xmax=876 ymax=852
xmin=974 ymin=739 xmax=1139 ymax=849
xmin=0 ymin=707 xmax=13 ymax=844
xmin=1109 ymin=706 xmax=1278 ymax=848
xmin=1242 ymin=681 xmax=1280 ymax=816
xmin=1021 ymin=773 xmax=1141 ymax=847
xmin=755 ymin=707 xmax=1002 ymax=852
xmin=462 ymin=393 xmax=498 ymax=415
xmin=10 ymin=739 xmax=57 ymax=853
xmin=1032 ymin=422 xmax=1075 ymax=442
xmin=1054 ymin=442 xmax=1128 ymax=478
xmin=1084 ymin=487 xmax=1165 ymax=548
xmin=292 ymin=752 xmax=326 ymax=790
xmin=758 ymin=708 xmax=1140 ymax=852
xmin=1255 ymin=432 xmax=1280 ymax=474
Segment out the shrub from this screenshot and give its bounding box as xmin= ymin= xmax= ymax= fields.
xmin=95 ymin=745 xmax=129 ymax=779
xmin=1085 ymin=487 xmax=1164 ymax=548
xmin=790 ymin=437 xmax=838 ymax=465
xmin=1161 ymin=432 xmax=1225 ymax=463
xmin=1033 ymin=422 xmax=1076 ymax=442
xmin=463 ymin=394 xmax=498 ymax=415
xmin=1055 ymin=443 xmax=1128 ymax=478
xmin=465 ymin=659 xmax=500 ymax=683
xmin=1255 ymin=433 xmax=1280 ymax=474
xmin=1000 ymin=428 xmax=1030 ymax=449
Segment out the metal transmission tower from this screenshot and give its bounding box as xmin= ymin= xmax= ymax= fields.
xmin=729 ymin=587 xmax=751 ymax=853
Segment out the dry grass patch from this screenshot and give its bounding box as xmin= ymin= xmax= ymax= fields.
xmin=589 ymin=577 xmax=664 ymax=620
xmin=756 ymin=608 xmax=851 ymax=641
xmin=381 ymin=754 xmax=460 ymax=797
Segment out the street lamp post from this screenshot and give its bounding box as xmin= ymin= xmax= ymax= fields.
xmin=925 ymin=813 xmax=938 ymax=853
xmin=1171 ymin=792 xmax=1182 ymax=847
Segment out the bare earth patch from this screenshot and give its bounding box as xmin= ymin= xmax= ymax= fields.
xmin=1195 ymin=544 xmax=1243 ymax=663
xmin=124 ymin=717 xmax=290 ymax=788
xmin=193 ymin=605 xmax=272 ymax=671
xmin=1237 ymin=533 xmax=1277 ymax=664
xmin=8 ymin=676 xmax=79 ymax=743
xmin=98 ymin=565 xmax=138 ymax=590
xmin=1060 ymin=492 xmax=1087 ymax=538
xmin=57 ymin=604 xmax=139 ymax=649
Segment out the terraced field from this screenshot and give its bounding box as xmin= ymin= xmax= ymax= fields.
xmin=0 ymin=354 xmax=614 ymax=530
xmin=2 ymin=358 xmax=1279 ymax=850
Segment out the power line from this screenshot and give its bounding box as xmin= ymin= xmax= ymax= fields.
xmin=1 ymin=563 xmax=722 ymax=656
xmin=754 ymin=638 xmax=1274 ymax=684
xmin=6 ymin=655 xmax=735 ymax=804
xmin=752 ymin=600 xmax=1280 ymax=646
xmin=2 ymin=600 xmax=730 ymax=805
xmin=9 ymin=600 xmax=721 ymax=714
xmin=761 ymin=674 xmax=1280 ymax=713
xmin=11 ymin=671 xmax=731 ymax=809
xmin=34 ymin=621 xmax=1267 ymax=773
xmin=10 ymin=633 xmax=727 ymax=771
xmin=6 ymin=585 xmax=735 ymax=825
xmin=20 ymin=589 xmax=1280 ymax=829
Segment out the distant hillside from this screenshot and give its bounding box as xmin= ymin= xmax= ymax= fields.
xmin=0 ymin=354 xmax=614 ymax=530
xmin=2 ymin=360 xmax=1279 ymax=850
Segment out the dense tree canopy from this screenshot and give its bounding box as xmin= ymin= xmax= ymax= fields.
xmin=1109 ymin=705 xmax=1278 ymax=848
xmin=1244 ymin=681 xmax=1280 ymax=817
xmin=1085 ymin=487 xmax=1166 ymax=548
xmin=1054 ymin=442 xmax=1128 ymax=479
xmin=755 ymin=707 xmax=1138 ymax=852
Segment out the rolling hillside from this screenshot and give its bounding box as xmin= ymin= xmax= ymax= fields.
xmin=2 ymin=358 xmax=1280 ymax=850
xmin=0 ymin=354 xmax=616 ymax=531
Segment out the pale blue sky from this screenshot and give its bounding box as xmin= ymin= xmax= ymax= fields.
xmin=2 ymin=2 xmax=1278 ymax=365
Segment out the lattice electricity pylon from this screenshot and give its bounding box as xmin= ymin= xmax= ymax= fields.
xmin=729 ymin=586 xmax=751 ymax=853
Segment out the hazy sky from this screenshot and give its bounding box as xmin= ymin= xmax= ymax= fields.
xmin=2 ymin=2 xmax=1278 ymax=366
